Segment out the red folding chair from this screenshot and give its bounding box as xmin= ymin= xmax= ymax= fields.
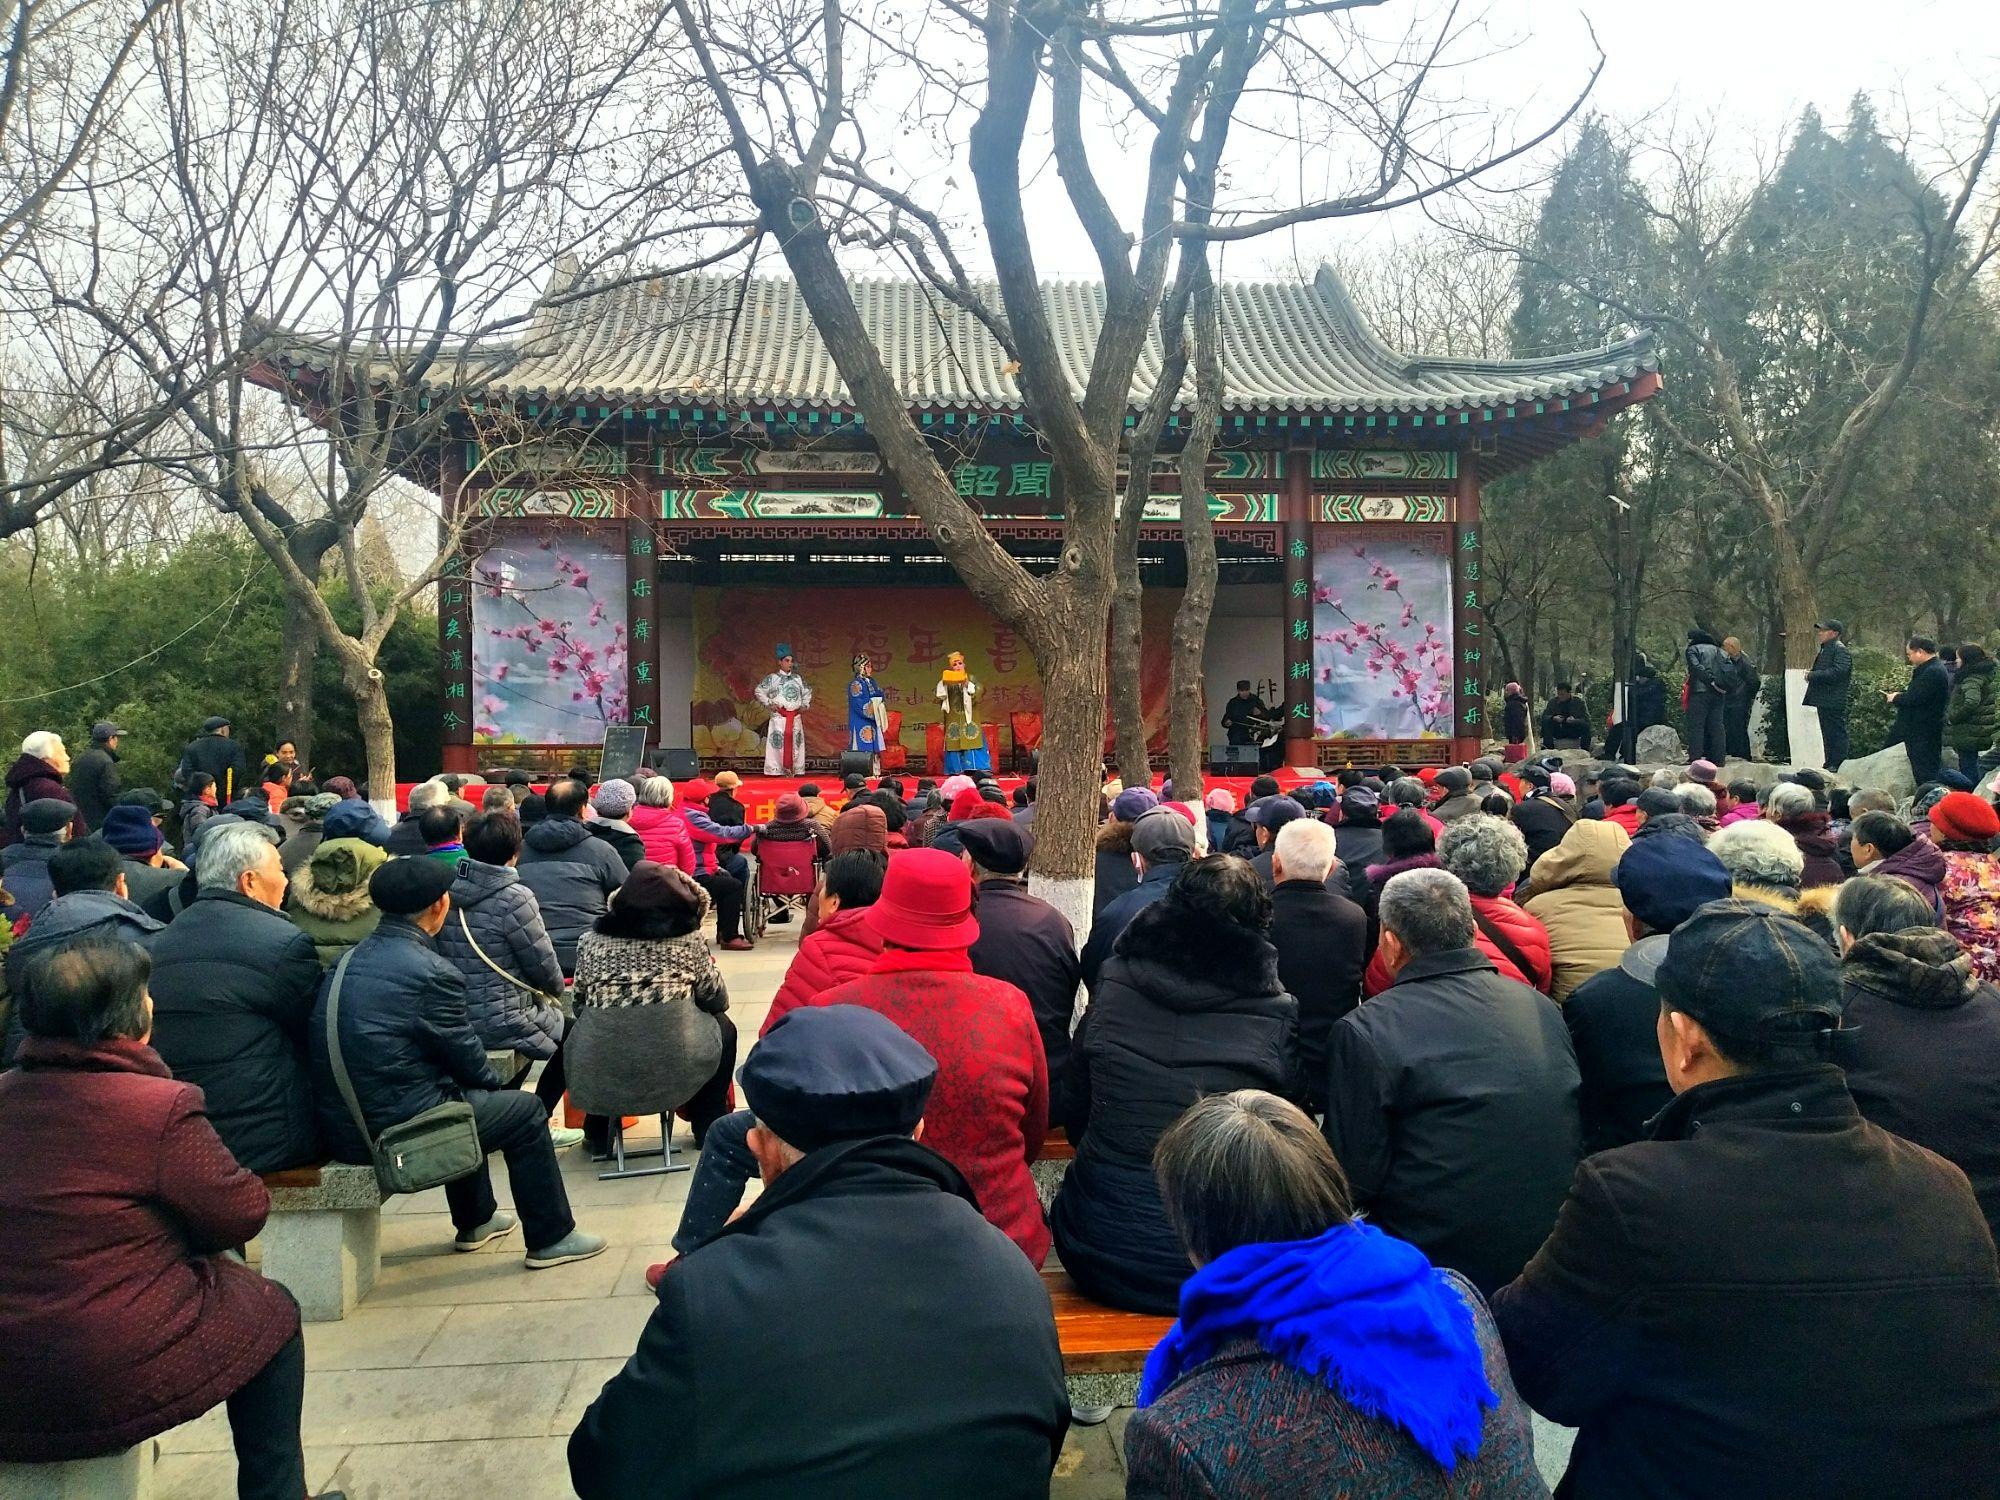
xmin=756 ymin=838 xmax=820 ymax=923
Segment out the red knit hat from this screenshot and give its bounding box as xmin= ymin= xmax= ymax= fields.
xmin=866 ymin=848 xmax=980 ymax=949
xmin=1931 ymin=791 xmax=2000 ymax=843
xmin=1416 ymin=766 xmax=1441 ymax=785
xmin=948 ymin=786 xmax=987 ymax=822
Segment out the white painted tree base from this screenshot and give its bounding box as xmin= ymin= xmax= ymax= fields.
xmin=1782 ymin=669 xmax=1825 ymax=769
xmin=1030 ymin=873 xmax=1095 ymax=1036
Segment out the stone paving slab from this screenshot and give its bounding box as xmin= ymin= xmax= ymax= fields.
xmin=318 ymin=1436 xmax=575 ymax=1500
xmin=418 ymin=1296 xmax=657 ymax=1367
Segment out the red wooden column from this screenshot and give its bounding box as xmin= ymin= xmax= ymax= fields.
xmin=1451 ymin=463 xmax=1485 ymax=762
xmin=1281 ymin=447 xmax=1316 ymax=768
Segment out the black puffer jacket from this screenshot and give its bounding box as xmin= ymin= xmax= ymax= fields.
xmin=2 ymin=890 xmax=163 ymax=1067
xmin=1091 ymin=820 xmax=1138 ymax=918
xmin=1323 ymin=947 xmax=1580 ymax=1295
xmin=306 ymin=916 xmax=502 ymax=1162
xmin=0 ymin=836 xmax=61 ymax=917
xmin=146 ymin=890 xmax=325 ymax=1173
xmin=1841 ymin=928 xmax=2000 ymax=1242
xmin=70 ymin=745 xmax=119 ymax=830
xmin=1051 ymin=898 xmax=1299 ymax=1314
xmin=175 ymin=732 xmax=249 ymax=803
xmin=434 ymin=858 xmax=566 ymax=1059
xmin=516 ymin=817 xmax=628 ymax=976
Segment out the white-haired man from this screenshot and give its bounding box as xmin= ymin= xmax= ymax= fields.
xmin=1268 ymin=818 xmax=1366 ymax=1113
xmin=146 ymin=821 xmax=327 ymax=1172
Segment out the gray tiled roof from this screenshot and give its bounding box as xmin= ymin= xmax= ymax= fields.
xmin=266 ymin=264 xmax=1656 ymax=418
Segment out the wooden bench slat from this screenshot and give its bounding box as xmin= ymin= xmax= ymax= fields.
xmin=1043 ymin=1269 xmax=1172 ymax=1374
xmin=1039 ymin=1130 xmax=1075 ymax=1162
xmin=260 ymin=1166 xmax=325 ymax=1189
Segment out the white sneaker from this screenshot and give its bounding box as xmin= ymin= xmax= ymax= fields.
xmin=550 ymin=1126 xmax=586 ymax=1149
xmin=1070 ymin=1403 xmax=1115 ymax=1426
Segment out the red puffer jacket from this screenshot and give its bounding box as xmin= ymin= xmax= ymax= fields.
xmin=812 ymin=952 xmax=1051 ymax=1266
xmin=1363 ymin=893 xmax=1553 ymax=997
xmin=627 ymin=801 xmax=694 ymax=873
xmin=764 ymin=906 xmax=885 ymax=1034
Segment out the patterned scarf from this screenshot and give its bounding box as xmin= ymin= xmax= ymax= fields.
xmin=1139 ymin=1221 xmax=1497 ymax=1470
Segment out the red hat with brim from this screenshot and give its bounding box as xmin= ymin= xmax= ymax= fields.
xmin=866 ymin=848 xmax=980 ymax=950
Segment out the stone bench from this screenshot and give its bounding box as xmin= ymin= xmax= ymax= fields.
xmin=1030 ymin=1129 xmax=1074 ymax=1213
xmin=0 ymin=1444 xmax=152 ymax=1499
xmin=1044 ymin=1268 xmax=1173 ymax=1410
xmin=259 ymin=1162 xmax=383 ymax=1323
xmin=486 ymin=1049 xmax=533 ymax=1085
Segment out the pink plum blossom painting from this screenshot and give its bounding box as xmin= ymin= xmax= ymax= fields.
xmin=1311 ymin=528 xmax=1454 ymax=739
xmin=470 ymin=537 xmax=628 ymax=744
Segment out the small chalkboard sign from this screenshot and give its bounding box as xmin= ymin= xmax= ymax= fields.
xmin=598 ymin=724 xmax=650 ymax=785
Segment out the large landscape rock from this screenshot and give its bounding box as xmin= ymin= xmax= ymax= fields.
xmin=1834 ymin=743 xmax=1917 ymax=801
xmin=1635 ymin=725 xmax=1688 ymax=765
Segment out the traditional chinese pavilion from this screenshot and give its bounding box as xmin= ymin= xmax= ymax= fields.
xmin=254 ymin=265 xmax=1657 ymax=774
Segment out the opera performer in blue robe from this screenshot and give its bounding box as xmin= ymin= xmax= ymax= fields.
xmin=847 ymin=654 xmax=888 ymax=774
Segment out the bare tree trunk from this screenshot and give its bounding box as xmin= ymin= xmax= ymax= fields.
xmin=1109 ymin=576 xmax=1149 ymax=788
xmin=278 ymin=524 xmax=337 ymax=762
xmin=343 ymin=649 xmax=397 ymax=812
xmin=1021 ymin=590 xmax=1111 ymax=932
xmin=1166 ymin=267 xmax=1223 ymax=797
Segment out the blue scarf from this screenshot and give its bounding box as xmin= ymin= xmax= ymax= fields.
xmin=1138 ymin=1221 xmax=1497 ymax=1470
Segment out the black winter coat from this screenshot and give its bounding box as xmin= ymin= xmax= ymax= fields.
xmin=383 ymin=813 xmax=428 ymax=856
xmin=1092 ymin=820 xmax=1139 ymax=917
xmin=146 ymin=890 xmax=324 ymax=1173
xmin=434 ymin=858 xmax=566 ymax=1059
xmin=0 ymin=835 xmax=61 ymax=917
xmin=1629 ymin=672 xmax=1667 ymax=729
xmin=306 ymin=916 xmax=502 ymax=1162
xmin=1053 ymin=899 xmax=1299 ymax=1314
xmin=1802 ymin=637 xmax=1852 ymax=711
xmin=1502 ymin=692 xmax=1531 ymax=742
xmin=1683 ymin=640 xmax=1728 ymax=698
xmin=1841 ymin=928 xmax=2000 ymax=1243
xmin=174 ymin=733 xmax=249 ymax=804
xmin=969 ymin=878 xmax=1081 ymax=1092
xmin=1079 ymin=862 xmax=1178 ymax=989
xmin=1563 ymin=937 xmax=1672 ymax=1155
xmin=569 ymin=1135 xmax=1068 ymax=1500
xmin=1331 ymin=818 xmax=1384 ymax=875
xmin=1511 ymin=794 xmax=1577 ymax=874
xmin=1539 ymin=698 xmax=1591 ymax=750
xmin=1492 ymin=1066 xmax=2000 ymax=1500
xmin=2 ymin=890 xmax=164 ymax=1067
xmin=589 ymin=820 xmax=648 ymax=873
xmin=70 ymin=745 xmax=120 ymax=830
xmin=517 ymin=817 xmax=628 ymax=976
xmin=1268 ymin=879 xmax=1366 ymax=1114
xmin=1323 ymin=948 xmax=1580 ymax=1295
xmin=1890 ymin=655 xmax=1951 ymax=754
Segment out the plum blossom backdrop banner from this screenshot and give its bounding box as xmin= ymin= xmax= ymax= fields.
xmin=1312 ymin=527 xmax=1455 ymax=739
xmin=471 ymin=537 xmax=629 ymax=745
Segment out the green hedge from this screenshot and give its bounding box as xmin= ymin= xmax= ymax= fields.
xmin=0 ymin=534 xmax=439 ymax=794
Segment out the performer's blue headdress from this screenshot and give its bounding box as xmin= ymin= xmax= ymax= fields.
xmin=774 ymin=643 xmax=793 ymax=660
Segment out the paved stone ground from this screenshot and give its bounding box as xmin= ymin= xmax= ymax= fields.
xmin=155 ymin=915 xmax=1573 ymax=1498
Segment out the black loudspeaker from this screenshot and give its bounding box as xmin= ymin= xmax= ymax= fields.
xmin=839 ymin=750 xmax=876 ymax=779
xmin=659 ymin=747 xmax=700 ymax=779
xmin=1210 ymin=744 xmax=1260 ymax=774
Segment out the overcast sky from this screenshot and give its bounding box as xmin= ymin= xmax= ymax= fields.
xmin=901 ymin=0 xmax=2000 ymax=281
